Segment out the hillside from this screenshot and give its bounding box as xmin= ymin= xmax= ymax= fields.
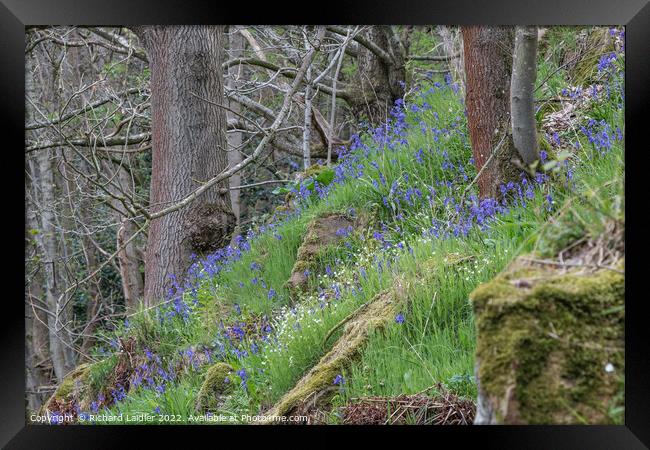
xmin=40 ymin=29 xmax=625 ymax=425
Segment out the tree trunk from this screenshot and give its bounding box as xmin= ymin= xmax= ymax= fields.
xmin=27 ymin=50 xmax=75 ymax=381
xmin=327 ymin=34 xmax=349 ymax=166
xmin=101 ymin=159 xmax=145 ymax=313
xmin=25 ymin=51 xmax=55 ymax=411
xmin=25 ymin=182 xmax=52 ymax=411
xmin=511 ymin=26 xmax=540 ymax=164
xmin=34 ymin=148 xmax=72 ymax=381
xmin=137 ymin=26 xmax=236 ymax=306
xmin=117 ymin=215 xmax=145 ymax=313
xmin=351 ymin=26 xmax=406 ymax=126
xmin=226 ymin=27 xmax=244 ymax=225
xmin=439 ymin=26 xmax=465 ymax=95
xmin=303 ymin=64 xmax=313 ymax=169
xmin=462 ymin=26 xmax=520 ymax=199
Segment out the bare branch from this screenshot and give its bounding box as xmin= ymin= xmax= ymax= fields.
xmin=148 ymin=27 xmax=327 ymax=221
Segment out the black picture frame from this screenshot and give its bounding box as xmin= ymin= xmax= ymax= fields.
xmin=3 ymin=0 xmax=649 ymax=447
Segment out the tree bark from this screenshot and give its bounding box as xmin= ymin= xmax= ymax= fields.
xmin=439 ymin=26 xmax=465 ymax=95
xmin=327 ymin=34 xmax=349 ymax=166
xmin=226 ymin=27 xmax=244 ymax=225
xmin=27 ymin=50 xmax=75 ymax=381
xmin=462 ymin=26 xmax=520 ymax=199
xmin=302 ymin=64 xmax=313 ymax=169
xmin=115 ymin=167 xmax=145 ymax=313
xmin=98 ymin=159 xmax=145 ymax=314
xmin=137 ymin=26 xmax=236 ymax=306
xmin=350 ymin=26 xmax=406 ymax=126
xmin=34 ymin=148 xmax=73 ymax=381
xmin=25 ymin=50 xmax=55 ymax=411
xmin=25 ymin=181 xmax=52 ymax=411
xmin=510 ymin=26 xmax=540 ymax=164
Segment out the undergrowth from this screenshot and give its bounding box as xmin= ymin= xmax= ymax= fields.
xmin=53 ymin=28 xmax=624 ymax=425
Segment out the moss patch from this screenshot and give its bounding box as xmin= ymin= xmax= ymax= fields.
xmin=303 ymin=163 xmax=328 ymax=179
xmin=196 ymin=362 xmax=235 ymax=413
xmin=41 ymin=363 xmax=93 ymax=415
xmin=263 ymin=280 xmax=408 ymax=419
xmin=471 ymin=256 xmax=624 ymax=424
xmin=285 ymin=213 xmax=356 ymax=292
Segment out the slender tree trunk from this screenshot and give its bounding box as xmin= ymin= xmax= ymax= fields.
xmin=327 ymin=36 xmax=348 ymax=166
xmin=78 ymin=228 xmax=102 ymax=357
xmin=511 ymin=26 xmax=540 ymax=164
xmin=227 ymin=27 xmax=244 ymax=225
xmin=73 ymin=170 xmax=105 ymax=356
xmin=25 ymin=50 xmax=54 ymax=411
xmin=100 ymin=159 xmax=145 ymax=313
xmin=439 ymin=26 xmax=465 ymax=95
xmin=27 ymin=51 xmax=75 ymax=381
xmin=303 ymin=65 xmax=313 ymax=169
xmin=462 ymin=26 xmax=520 ymax=199
xmin=52 ymin=157 xmax=79 ymax=369
xmin=34 ymin=148 xmax=71 ymax=381
xmin=137 ymin=26 xmax=235 ymax=306
xmin=116 ymin=216 xmax=144 ymax=313
xmin=25 ymin=185 xmax=51 ymax=411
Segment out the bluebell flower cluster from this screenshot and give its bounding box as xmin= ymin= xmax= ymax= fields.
xmin=82 ymin=46 xmax=625 ymax=420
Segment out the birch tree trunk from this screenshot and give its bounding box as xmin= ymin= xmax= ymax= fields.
xmin=303 ymin=64 xmax=313 ymax=169
xmin=227 ymin=27 xmax=244 ymax=225
xmin=327 ymin=36 xmax=348 ymax=166
xmin=136 ymin=26 xmax=236 ymax=306
xmin=462 ymin=26 xmax=520 ymax=199
xmin=510 ymin=26 xmax=540 ymax=164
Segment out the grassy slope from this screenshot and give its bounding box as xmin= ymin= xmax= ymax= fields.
xmin=74 ymin=30 xmax=623 ymax=424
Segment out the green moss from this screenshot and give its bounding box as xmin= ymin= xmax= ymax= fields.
xmin=263 ymin=281 xmax=408 ymax=418
xmin=56 ymin=377 xmax=75 ymax=399
xmin=303 ymin=163 xmax=327 ymax=178
xmin=285 ymin=213 xmax=356 ymax=292
xmin=471 ymin=256 xmax=624 ymax=424
xmin=41 ymin=363 xmax=93 ymax=414
xmin=196 ymin=362 xmax=235 ymax=413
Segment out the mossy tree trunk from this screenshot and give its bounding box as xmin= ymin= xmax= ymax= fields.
xmin=135 ymin=26 xmax=236 ymax=306
xmin=462 ymin=26 xmax=521 ymax=199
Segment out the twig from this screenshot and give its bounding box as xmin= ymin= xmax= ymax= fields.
xmin=519 ymin=256 xmax=624 ymax=274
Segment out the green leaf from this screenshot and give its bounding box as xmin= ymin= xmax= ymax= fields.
xmin=271 ymin=186 xmax=291 ymax=195
xmin=314 ymin=168 xmax=335 ymax=186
